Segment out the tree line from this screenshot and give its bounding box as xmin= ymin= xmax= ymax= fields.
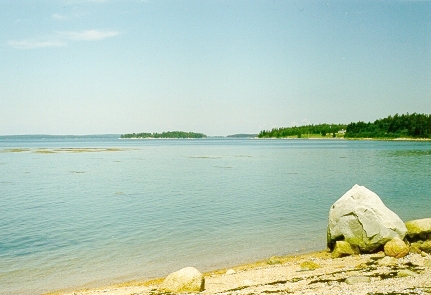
xmin=121 ymin=131 xmax=207 ymax=139
xmin=258 ymin=124 xmax=347 ymax=138
xmin=345 ymin=113 xmax=431 ymax=138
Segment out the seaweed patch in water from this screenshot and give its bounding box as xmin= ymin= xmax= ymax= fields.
xmin=2 ymin=148 xmax=30 ymax=153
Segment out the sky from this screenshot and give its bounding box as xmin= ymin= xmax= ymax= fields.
xmin=1 ymin=0 xmax=430 ymax=136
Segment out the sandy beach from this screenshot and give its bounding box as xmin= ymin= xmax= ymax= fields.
xmin=48 ymin=250 xmax=431 ymax=295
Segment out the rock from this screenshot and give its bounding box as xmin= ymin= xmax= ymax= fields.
xmin=378 ymin=256 xmax=397 ymax=266
xmin=160 ymin=267 xmax=205 ymax=293
xmin=331 ymin=241 xmax=360 ymax=258
xmin=370 ymin=251 xmax=386 ymax=260
xmin=345 ymin=276 xmax=370 ymax=285
xmin=300 ymin=260 xmax=321 ymax=270
xmin=397 ymin=269 xmax=416 ymax=277
xmin=384 ymin=237 xmax=410 ymax=258
xmin=226 ymin=269 xmax=236 ymax=275
xmin=419 ymin=240 xmax=431 ymax=253
xmin=405 ymin=218 xmax=431 ymax=239
xmin=410 ymin=242 xmax=423 ymax=254
xmin=267 ymin=256 xmax=282 ymax=265
xmin=327 ymin=184 xmax=407 ymax=253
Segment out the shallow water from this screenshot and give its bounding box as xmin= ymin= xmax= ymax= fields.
xmin=0 ymin=137 xmax=430 ymax=294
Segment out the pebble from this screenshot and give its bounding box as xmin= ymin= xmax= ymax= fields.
xmin=378 ymin=256 xmax=397 ymax=266
xmin=397 ymin=269 xmax=416 ymax=277
xmin=345 ymin=276 xmax=371 ymax=285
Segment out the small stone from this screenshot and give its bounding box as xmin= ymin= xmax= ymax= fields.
xmin=345 ymin=276 xmax=370 ymax=285
xmin=300 ymin=260 xmax=321 ymax=271
xmin=160 ymin=267 xmax=205 ymax=293
xmin=355 ymin=263 xmax=368 ymax=269
xmin=378 ymin=256 xmax=397 ymax=266
xmin=419 ymin=240 xmax=431 ymax=253
xmin=331 ymin=241 xmax=360 ymax=258
xmin=370 ymin=251 xmax=386 ymax=260
xmin=384 ymin=237 xmax=410 ymax=258
xmin=267 ymin=256 xmax=282 ymax=265
xmin=397 ymin=269 xmax=416 ymax=277
xmin=410 ymin=243 xmax=423 ymax=254
xmin=226 ymin=269 xmax=236 ymax=275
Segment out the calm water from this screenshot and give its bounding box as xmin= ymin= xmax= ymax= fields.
xmin=0 ymin=137 xmax=430 ymax=295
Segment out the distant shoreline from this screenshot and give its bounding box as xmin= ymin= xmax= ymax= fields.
xmin=254 ymin=136 xmax=431 ymax=141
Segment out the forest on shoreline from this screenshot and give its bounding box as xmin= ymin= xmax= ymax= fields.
xmin=258 ymin=124 xmax=347 ymax=138
xmin=258 ymin=113 xmax=431 ymax=139
xmin=120 ymin=113 xmax=430 ymax=140
xmin=120 ymin=131 xmax=207 ymax=139
xmin=345 ymin=113 xmax=431 ymax=139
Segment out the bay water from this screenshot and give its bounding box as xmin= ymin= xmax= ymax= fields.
xmin=0 ymin=137 xmax=430 ymax=295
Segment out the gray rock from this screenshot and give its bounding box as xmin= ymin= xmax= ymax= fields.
xmin=345 ymin=276 xmax=370 ymax=285
xmin=327 ymin=184 xmax=407 ymax=253
xmin=160 ymin=267 xmax=205 ymax=293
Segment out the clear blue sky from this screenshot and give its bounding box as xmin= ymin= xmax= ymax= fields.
xmin=1 ymin=0 xmax=430 ymax=136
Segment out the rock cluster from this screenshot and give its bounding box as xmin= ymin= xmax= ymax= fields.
xmin=405 ymin=218 xmax=431 ymax=253
xmin=155 ymin=185 xmax=429 ymax=294
xmin=328 ymin=184 xmax=431 ymax=260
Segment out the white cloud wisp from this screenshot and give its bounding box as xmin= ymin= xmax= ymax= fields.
xmin=8 ymin=29 xmax=120 ymax=49
xmin=64 ymin=30 xmax=120 ymax=41
xmin=7 ymin=39 xmax=67 ymax=49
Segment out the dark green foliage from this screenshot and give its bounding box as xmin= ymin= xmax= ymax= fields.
xmin=258 ymin=124 xmax=347 ymax=138
xmin=345 ymin=113 xmax=431 ymax=138
xmin=121 ymin=131 xmax=207 ymax=139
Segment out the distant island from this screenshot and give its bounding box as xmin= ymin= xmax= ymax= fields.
xmin=120 ymin=131 xmax=207 ymax=139
xmin=258 ymin=113 xmax=431 ymax=139
xmin=227 ymin=134 xmax=258 ymax=138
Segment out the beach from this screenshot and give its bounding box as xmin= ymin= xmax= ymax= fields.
xmin=49 ymin=250 xmax=431 ymax=295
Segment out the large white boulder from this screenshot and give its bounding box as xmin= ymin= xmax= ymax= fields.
xmin=160 ymin=267 xmax=205 ymax=293
xmin=327 ymin=184 xmax=407 ymax=253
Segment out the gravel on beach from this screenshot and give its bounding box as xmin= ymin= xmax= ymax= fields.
xmin=53 ymin=250 xmax=431 ymax=295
